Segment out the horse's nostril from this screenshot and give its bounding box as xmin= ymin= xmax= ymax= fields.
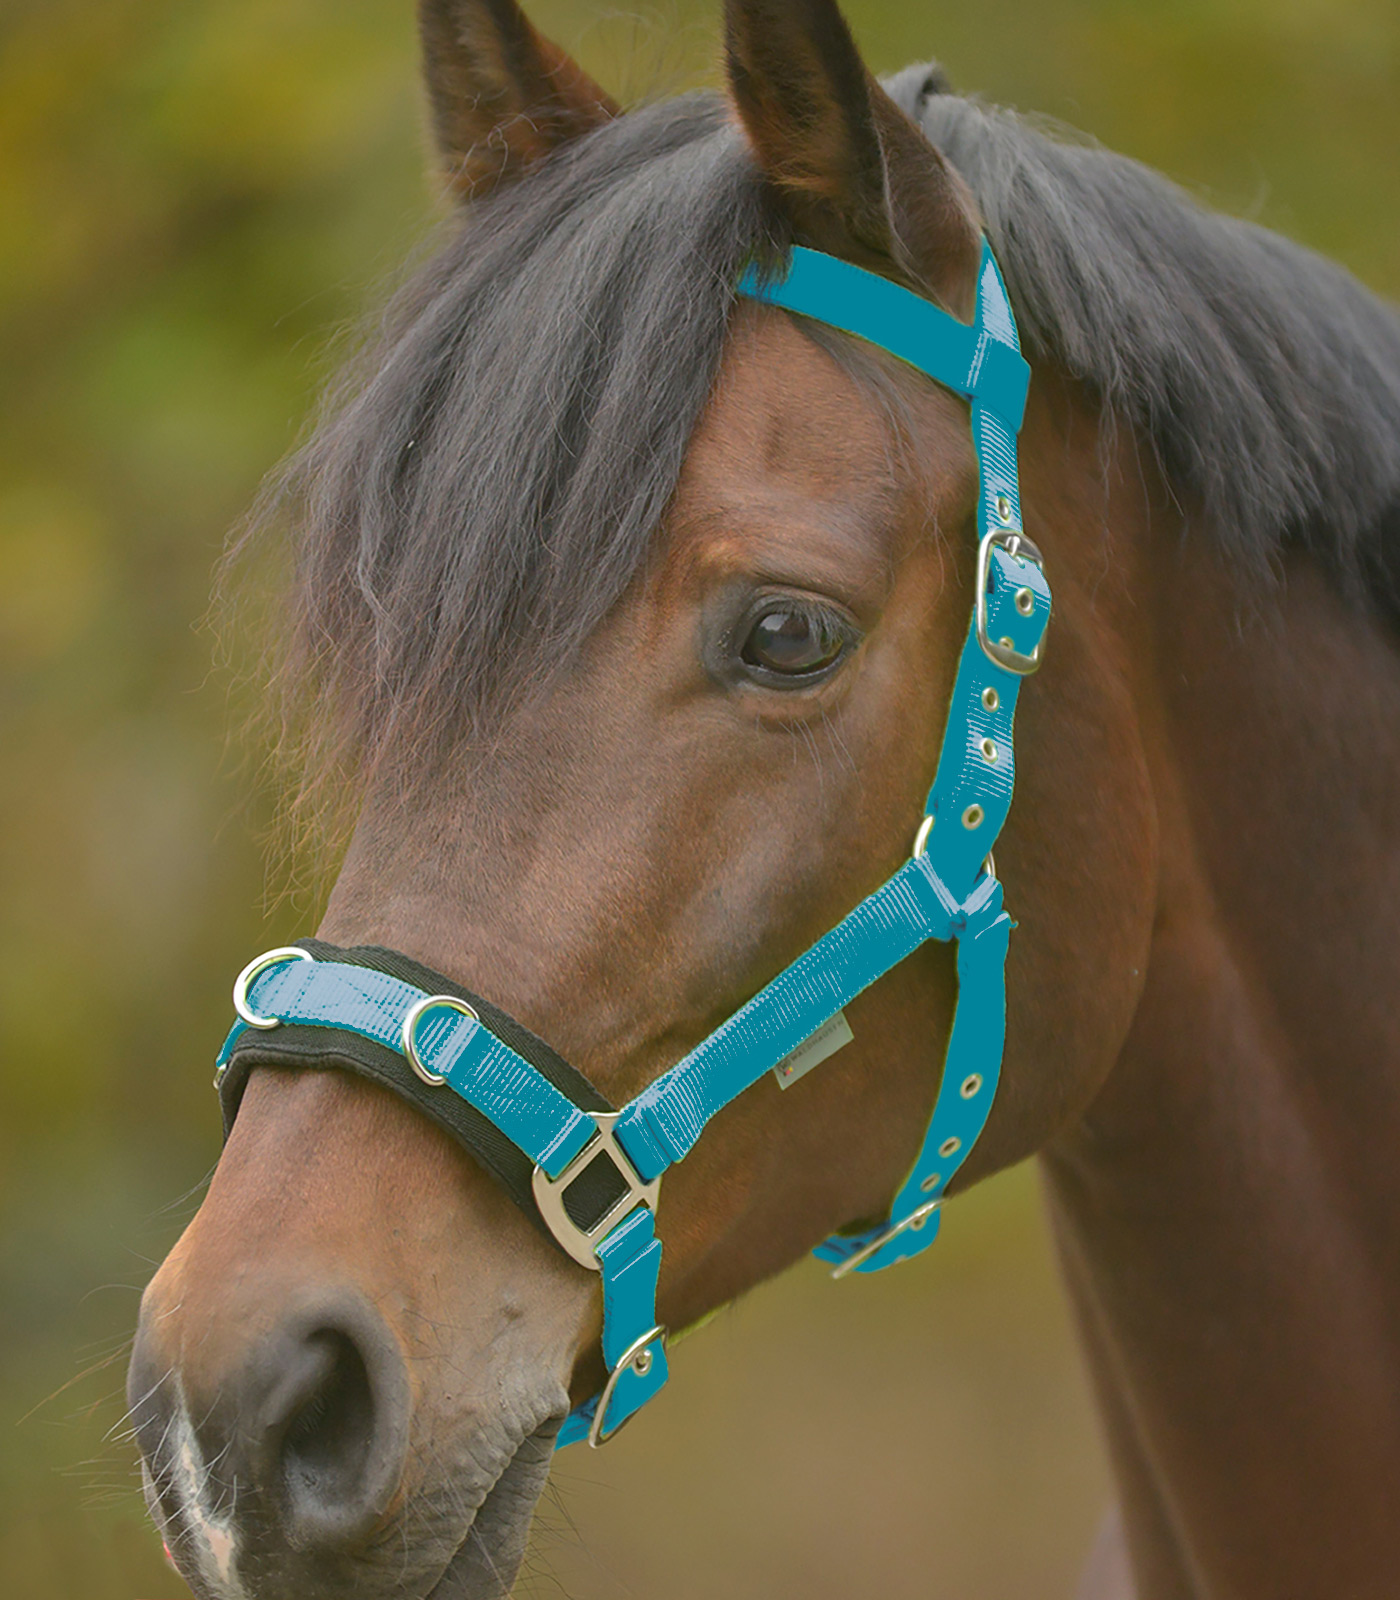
xmin=281 ymin=1329 xmax=376 ymax=1514
xmin=243 ymin=1297 xmax=411 ymax=1551
xmin=130 ymin=1287 xmax=414 ymax=1594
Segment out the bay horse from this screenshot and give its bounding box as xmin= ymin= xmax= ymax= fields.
xmin=128 ymin=0 xmax=1400 ymax=1595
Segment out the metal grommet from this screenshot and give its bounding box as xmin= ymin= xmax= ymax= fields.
xmin=920 ymin=1173 xmax=941 ymax=1193
xmin=994 ymin=493 xmax=1013 ymax=525
xmin=962 ymin=803 xmax=984 ymax=830
xmin=402 ymin=994 xmax=479 ymax=1086
xmin=960 ymin=1073 xmax=983 ymax=1099
xmin=1015 ymin=587 xmax=1035 ymax=616
xmin=633 ymin=1349 xmax=653 ymax=1376
xmin=980 ymin=737 xmax=997 ymax=763
xmin=981 ymin=686 xmax=999 ymax=712
xmin=939 ymin=1136 xmax=962 ymax=1159
xmin=233 ymin=946 xmax=314 ymax=1031
xmin=912 ymin=814 xmax=934 ymax=858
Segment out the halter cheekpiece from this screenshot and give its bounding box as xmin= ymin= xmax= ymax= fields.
xmin=214 ymin=239 xmax=1051 ymax=1448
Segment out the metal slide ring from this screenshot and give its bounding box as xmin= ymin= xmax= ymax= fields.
xmin=232 ymin=946 xmax=314 ymax=1031
xmin=401 ymin=994 xmax=479 ymax=1086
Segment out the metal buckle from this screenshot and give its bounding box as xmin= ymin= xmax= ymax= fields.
xmin=828 ymin=1198 xmax=941 ymax=1280
xmin=401 ymin=994 xmax=480 ymax=1087
xmin=588 ymin=1324 xmax=667 ymax=1448
xmin=975 ymin=529 xmax=1045 ymax=675
xmin=231 ymin=946 xmax=314 ymax=1030
xmin=532 ymin=1112 xmax=661 ymax=1272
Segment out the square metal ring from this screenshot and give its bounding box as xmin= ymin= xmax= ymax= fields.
xmin=532 ymin=1112 xmax=660 ymax=1271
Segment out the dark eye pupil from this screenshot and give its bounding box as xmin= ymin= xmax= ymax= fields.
xmin=742 ymin=607 xmax=843 ymax=675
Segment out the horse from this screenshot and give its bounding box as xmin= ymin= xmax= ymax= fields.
xmin=126 ymin=0 xmax=1400 ymax=1594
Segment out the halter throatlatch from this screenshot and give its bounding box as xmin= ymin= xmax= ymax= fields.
xmin=214 ymin=238 xmax=1051 ymax=1448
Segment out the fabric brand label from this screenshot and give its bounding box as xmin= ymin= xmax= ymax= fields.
xmin=772 ymin=1010 xmax=854 ymax=1090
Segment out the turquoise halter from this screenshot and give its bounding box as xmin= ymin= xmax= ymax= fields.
xmin=213 ymin=238 xmax=1050 ymax=1448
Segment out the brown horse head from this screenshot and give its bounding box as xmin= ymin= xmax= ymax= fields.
xmin=128 ymin=0 xmax=1400 ymax=1595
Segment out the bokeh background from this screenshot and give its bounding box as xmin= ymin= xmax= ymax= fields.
xmin=1 ymin=2 xmax=1396 ymax=1596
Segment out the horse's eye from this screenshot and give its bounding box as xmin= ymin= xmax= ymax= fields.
xmin=740 ymin=604 xmax=847 ymax=678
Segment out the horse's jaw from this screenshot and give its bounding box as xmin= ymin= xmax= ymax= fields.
xmin=423 ymin=1423 xmax=560 ymax=1600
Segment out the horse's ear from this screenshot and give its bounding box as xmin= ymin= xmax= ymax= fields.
xmin=724 ymin=0 xmax=981 ymax=315
xmin=418 ymin=0 xmax=620 ymax=202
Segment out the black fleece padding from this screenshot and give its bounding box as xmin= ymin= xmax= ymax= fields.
xmin=217 ymin=939 xmax=615 ymax=1239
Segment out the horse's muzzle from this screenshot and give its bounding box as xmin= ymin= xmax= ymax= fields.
xmin=128 ymin=1288 xmax=417 ymax=1599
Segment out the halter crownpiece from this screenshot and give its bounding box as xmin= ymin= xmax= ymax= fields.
xmin=214 ymin=237 xmax=1050 ymax=1448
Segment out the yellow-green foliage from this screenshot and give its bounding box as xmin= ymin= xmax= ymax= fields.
xmin=0 ymin=4 xmax=1394 ymax=1597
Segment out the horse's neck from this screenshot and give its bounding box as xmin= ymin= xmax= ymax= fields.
xmin=1046 ymin=544 xmax=1400 ymax=1598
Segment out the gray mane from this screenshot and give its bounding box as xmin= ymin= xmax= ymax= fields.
xmin=260 ymin=75 xmax=1400 ymax=793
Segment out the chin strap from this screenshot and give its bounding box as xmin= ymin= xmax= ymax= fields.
xmin=213 ymin=236 xmax=1050 ymax=1447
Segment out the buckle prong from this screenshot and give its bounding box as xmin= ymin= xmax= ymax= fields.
xmin=829 ymin=1198 xmax=941 ymax=1280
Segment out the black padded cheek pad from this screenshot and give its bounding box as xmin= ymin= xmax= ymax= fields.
xmin=216 ymin=938 xmax=614 ymax=1241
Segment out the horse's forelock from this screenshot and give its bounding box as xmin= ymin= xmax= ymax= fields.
xmin=235 ymin=72 xmax=1400 ymax=863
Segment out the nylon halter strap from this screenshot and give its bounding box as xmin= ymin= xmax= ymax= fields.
xmin=213 ymin=238 xmax=1049 ymax=1450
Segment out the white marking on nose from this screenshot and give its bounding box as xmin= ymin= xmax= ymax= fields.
xmin=162 ymin=1392 xmax=250 ymax=1600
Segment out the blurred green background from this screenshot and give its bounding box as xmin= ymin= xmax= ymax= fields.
xmin=0 ymin=1 xmax=1395 ymax=1596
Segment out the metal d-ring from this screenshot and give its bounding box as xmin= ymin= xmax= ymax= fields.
xmin=401 ymin=994 xmax=479 ymax=1086
xmin=588 ymin=1325 xmax=667 ymax=1448
xmin=232 ymin=946 xmax=314 ymax=1030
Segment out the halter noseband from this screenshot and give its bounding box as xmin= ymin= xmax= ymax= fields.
xmin=213 ymin=239 xmax=1051 ymax=1448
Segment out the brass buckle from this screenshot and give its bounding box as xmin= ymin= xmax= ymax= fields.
xmin=975 ymin=529 xmax=1045 ymax=675
xmin=532 ymin=1113 xmax=661 ymax=1271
